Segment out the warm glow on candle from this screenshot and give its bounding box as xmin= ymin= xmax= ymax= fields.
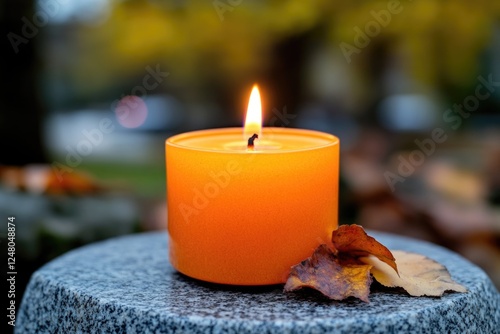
xmin=244 ymin=84 xmax=262 ymax=139
xmin=166 ymin=84 xmax=340 ymax=285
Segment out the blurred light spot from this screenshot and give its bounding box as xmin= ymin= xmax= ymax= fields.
xmin=37 ymin=0 xmax=110 ymax=25
xmin=379 ymin=94 xmax=438 ymax=131
xmin=115 ymin=95 xmax=148 ymax=129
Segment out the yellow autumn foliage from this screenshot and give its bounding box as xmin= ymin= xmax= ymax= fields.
xmin=68 ymin=0 xmax=500 ymax=97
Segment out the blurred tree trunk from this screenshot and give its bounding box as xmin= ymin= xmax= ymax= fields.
xmin=264 ymin=32 xmax=309 ymax=125
xmin=1 ymin=0 xmax=47 ymax=165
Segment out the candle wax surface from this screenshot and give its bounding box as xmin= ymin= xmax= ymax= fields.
xmin=170 ymin=127 xmax=335 ymax=151
xmin=166 ymin=127 xmax=339 ymax=285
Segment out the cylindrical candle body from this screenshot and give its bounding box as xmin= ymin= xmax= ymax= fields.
xmin=166 ymin=128 xmax=339 ymax=285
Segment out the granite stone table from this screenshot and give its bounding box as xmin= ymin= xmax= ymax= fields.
xmin=17 ymin=231 xmax=500 ymax=333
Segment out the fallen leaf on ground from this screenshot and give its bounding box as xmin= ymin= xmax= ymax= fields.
xmin=284 ymin=244 xmax=373 ymax=302
xmin=332 ymin=224 xmax=398 ymax=274
xmin=362 ymin=250 xmax=467 ymax=297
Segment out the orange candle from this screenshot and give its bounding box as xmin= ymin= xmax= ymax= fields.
xmin=166 ymin=85 xmax=339 ymax=285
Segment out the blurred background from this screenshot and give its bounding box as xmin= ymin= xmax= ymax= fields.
xmin=1 ymin=0 xmax=500 ymax=325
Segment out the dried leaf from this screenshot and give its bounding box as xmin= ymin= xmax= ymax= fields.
xmin=0 ymin=165 xmax=100 ymax=194
xmin=362 ymin=251 xmax=467 ymax=297
xmin=284 ymin=244 xmax=373 ymax=302
xmin=332 ymin=224 xmax=398 ymax=274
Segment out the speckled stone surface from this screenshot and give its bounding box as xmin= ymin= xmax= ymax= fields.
xmin=17 ymin=231 xmax=500 ymax=334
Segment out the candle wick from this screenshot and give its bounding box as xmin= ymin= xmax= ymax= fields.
xmin=247 ymin=133 xmax=259 ymax=149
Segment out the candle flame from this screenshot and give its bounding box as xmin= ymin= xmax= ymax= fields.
xmin=244 ymin=84 xmax=262 ymax=138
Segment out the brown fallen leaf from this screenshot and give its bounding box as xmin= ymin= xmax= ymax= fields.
xmin=362 ymin=251 xmax=467 ymax=297
xmin=332 ymin=224 xmax=398 ymax=274
xmin=284 ymin=244 xmax=373 ymax=302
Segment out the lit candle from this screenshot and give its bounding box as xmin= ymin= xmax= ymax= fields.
xmin=166 ymin=85 xmax=339 ymax=285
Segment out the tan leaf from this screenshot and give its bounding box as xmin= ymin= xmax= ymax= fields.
xmin=332 ymin=224 xmax=398 ymax=274
xmin=284 ymin=244 xmax=373 ymax=302
xmin=362 ymin=251 xmax=467 ymax=297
